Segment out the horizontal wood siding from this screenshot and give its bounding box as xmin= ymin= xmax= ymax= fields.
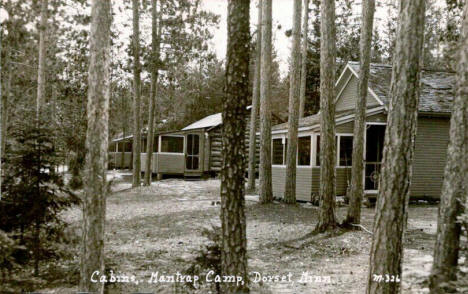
xmin=156 ymin=153 xmax=185 ymax=174
xmin=410 ymin=117 xmax=450 ymax=199
xmin=336 ymin=121 xmax=354 ymax=133
xmin=140 ymin=153 xmax=158 ymax=173
xmin=272 ymin=167 xmax=286 ymax=198
xmin=336 ymin=75 xmax=380 ymax=112
xmin=273 ymin=166 xmax=348 ymax=200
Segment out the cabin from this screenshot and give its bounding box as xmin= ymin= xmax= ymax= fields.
xmin=270 ymin=62 xmax=454 ymax=202
xmin=109 ymin=107 xmax=283 ymax=178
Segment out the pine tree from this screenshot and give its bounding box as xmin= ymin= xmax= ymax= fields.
xmin=429 ymin=1 xmax=467 ymax=291
xmin=144 ymin=0 xmax=161 ymax=186
xmin=132 ymin=0 xmax=142 ymax=187
xmin=284 ymin=0 xmax=302 ymax=204
xmin=299 ymin=0 xmax=309 ymax=119
xmin=315 ymin=0 xmax=337 ymax=232
xmin=36 ymin=0 xmax=48 ymax=115
xmin=220 ymin=1 xmax=250 ymax=292
xmin=367 ymin=1 xmax=426 ymax=293
xmin=259 ymin=0 xmax=273 ymax=204
xmin=344 ymin=0 xmax=375 ymax=226
xmin=80 ymin=0 xmax=111 ymax=292
xmin=247 ymin=0 xmax=262 ymax=193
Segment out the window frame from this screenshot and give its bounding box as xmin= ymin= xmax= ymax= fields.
xmin=297 ymin=134 xmax=312 ymax=167
xmin=271 ymin=136 xmax=286 ymax=166
xmin=336 ymin=133 xmax=354 ymax=168
xmin=159 ymin=135 xmax=185 ymax=154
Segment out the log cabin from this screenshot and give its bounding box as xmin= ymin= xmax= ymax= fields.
xmin=270 ymin=62 xmax=454 ymax=202
xmin=108 ymin=106 xmax=284 ymax=178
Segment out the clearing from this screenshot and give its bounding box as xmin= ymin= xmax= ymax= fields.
xmin=45 ymin=174 xmax=438 ymax=293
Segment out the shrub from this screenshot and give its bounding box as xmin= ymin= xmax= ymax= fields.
xmin=185 ymin=225 xmax=222 ymax=293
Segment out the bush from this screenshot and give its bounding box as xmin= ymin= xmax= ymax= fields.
xmin=185 ymin=225 xmax=222 ymax=293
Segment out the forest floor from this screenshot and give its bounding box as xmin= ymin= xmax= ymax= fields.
xmin=37 ymin=172 xmax=439 ymax=293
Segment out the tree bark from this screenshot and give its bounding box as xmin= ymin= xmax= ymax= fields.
xmin=132 ymin=0 xmax=142 ymax=187
xmin=298 ymin=0 xmax=309 ymax=118
xmin=315 ymin=0 xmax=337 ymax=232
xmin=259 ymin=0 xmax=273 ymax=204
xmin=80 ymin=0 xmax=111 ymax=293
xmin=429 ymin=2 xmax=468 ymax=291
xmin=36 ymin=0 xmax=48 ymax=116
xmin=284 ymin=0 xmax=302 ymax=204
xmin=247 ymin=0 xmax=262 ymax=193
xmin=220 ymin=1 xmax=250 ymax=293
xmin=366 ymin=1 xmax=426 ymax=293
xmin=0 ymin=16 xmax=3 ymax=200
xmin=144 ymin=0 xmax=160 ymax=186
xmin=344 ymin=0 xmax=375 ymax=226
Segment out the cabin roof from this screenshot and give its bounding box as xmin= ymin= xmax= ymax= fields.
xmin=348 ymin=61 xmax=455 ymax=113
xmin=182 ymin=112 xmax=223 ymax=131
xmin=271 ymin=109 xmax=357 ymax=131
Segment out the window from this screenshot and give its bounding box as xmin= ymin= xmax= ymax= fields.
xmin=315 ymin=136 xmax=320 ymax=166
xmin=339 ymin=136 xmax=353 ymax=166
xmin=161 ymin=136 xmax=184 ymax=153
xmin=272 ymin=138 xmax=284 ymax=165
xmin=108 ymin=142 xmax=116 ymax=152
xmin=118 ymin=141 xmax=132 ymax=152
xmin=141 ymin=138 xmax=147 ymax=153
xmin=298 ymin=136 xmax=311 ymax=166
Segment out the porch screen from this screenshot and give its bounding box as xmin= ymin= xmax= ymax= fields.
xmin=272 ymin=138 xmax=284 ymax=165
xmin=339 ymin=136 xmax=353 ymax=166
xmin=161 ymin=136 xmax=184 ymax=153
xmin=298 ymin=136 xmax=311 ymax=166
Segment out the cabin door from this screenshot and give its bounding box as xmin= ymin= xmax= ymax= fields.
xmin=186 ymin=134 xmax=200 ymax=171
xmin=365 ymin=124 xmax=386 ymax=191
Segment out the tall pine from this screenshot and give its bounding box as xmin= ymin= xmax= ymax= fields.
xmin=367 ymin=0 xmax=426 ymax=293
xmin=220 ymin=0 xmax=250 ymax=292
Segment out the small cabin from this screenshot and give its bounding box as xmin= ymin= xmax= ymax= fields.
xmin=270 ymin=62 xmax=454 ymax=202
xmin=108 ymin=107 xmax=283 ymax=178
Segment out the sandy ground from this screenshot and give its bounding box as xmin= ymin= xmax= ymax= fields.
xmin=45 ymin=175 xmax=439 ymax=293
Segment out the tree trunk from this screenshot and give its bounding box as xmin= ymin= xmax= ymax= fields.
xmin=429 ymin=2 xmax=468 ymax=291
xmin=315 ymin=0 xmax=337 ymax=232
xmin=284 ymin=0 xmax=302 ymax=204
xmin=132 ymin=0 xmax=142 ymax=187
xmin=344 ymin=0 xmax=375 ymax=226
xmin=259 ymin=0 xmax=273 ymax=204
xmin=37 ymin=0 xmax=48 ymax=116
xmin=220 ymin=1 xmax=250 ymax=293
xmin=366 ymin=1 xmax=426 ymax=293
xmin=298 ymin=0 xmax=309 ymax=118
xmin=0 ymin=24 xmax=2 ymax=199
xmin=33 ymin=219 xmax=40 ymax=277
xmin=144 ymin=0 xmax=160 ymax=186
xmin=247 ymin=0 xmax=262 ymax=193
xmin=80 ymin=0 xmax=111 ymax=293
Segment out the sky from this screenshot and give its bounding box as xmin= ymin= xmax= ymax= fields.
xmin=201 ymin=0 xmax=295 ymax=76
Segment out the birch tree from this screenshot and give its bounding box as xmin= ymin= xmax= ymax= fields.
xmin=259 ymin=0 xmax=273 ymax=204
xmin=80 ymin=0 xmax=111 ymax=292
xmin=36 ymin=0 xmax=48 ymax=115
xmin=220 ymin=0 xmax=250 ymax=292
xmin=315 ymin=0 xmax=337 ymax=232
xmin=367 ymin=1 xmax=426 ymax=293
xmin=247 ymin=0 xmax=262 ymax=193
xmin=284 ymin=0 xmax=302 ymax=204
xmin=299 ymin=0 xmax=309 ymax=118
xmin=132 ymin=0 xmax=142 ymax=187
xmin=344 ymin=0 xmax=375 ymax=226
xmin=429 ymin=2 xmax=468 ymax=291
xmin=144 ymin=0 xmax=160 ymax=186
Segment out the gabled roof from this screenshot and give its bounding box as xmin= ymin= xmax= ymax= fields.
xmin=182 ymin=113 xmax=223 ymax=131
xmin=347 ymin=61 xmax=455 ymax=113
